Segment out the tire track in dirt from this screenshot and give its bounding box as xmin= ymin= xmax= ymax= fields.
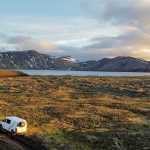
xmin=0 ymin=133 xmax=47 ymax=150
xmin=0 ymin=134 xmax=29 ymax=150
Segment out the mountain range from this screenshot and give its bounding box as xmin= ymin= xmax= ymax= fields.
xmin=0 ymin=50 xmax=149 ymax=72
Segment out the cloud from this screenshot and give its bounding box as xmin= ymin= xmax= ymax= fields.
xmin=0 ymin=15 xmax=125 ymax=59
xmin=55 ymin=29 xmax=150 ymax=60
xmin=0 ymin=35 xmax=57 ymax=53
xmin=0 ymin=1 xmax=150 ymax=60
xmin=78 ymin=0 xmax=150 ymax=60
xmin=82 ymin=0 xmax=150 ymax=27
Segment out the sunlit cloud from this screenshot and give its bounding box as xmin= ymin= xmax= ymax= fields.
xmin=0 ymin=35 xmax=57 ymax=53
xmin=0 ymin=0 xmax=150 ymax=60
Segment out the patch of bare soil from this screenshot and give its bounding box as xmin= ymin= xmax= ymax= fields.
xmin=0 ymin=133 xmax=48 ymax=150
xmin=0 ymin=134 xmax=27 ymax=150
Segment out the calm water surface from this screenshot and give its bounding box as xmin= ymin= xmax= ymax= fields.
xmin=18 ymin=70 xmax=150 ymax=77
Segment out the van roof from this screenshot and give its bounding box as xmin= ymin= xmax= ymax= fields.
xmin=6 ymin=116 xmax=26 ymax=123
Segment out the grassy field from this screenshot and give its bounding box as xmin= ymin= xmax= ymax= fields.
xmin=0 ymin=76 xmax=150 ymax=150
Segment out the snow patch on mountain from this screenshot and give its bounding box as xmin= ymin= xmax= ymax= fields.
xmin=62 ymin=57 xmax=77 ymax=63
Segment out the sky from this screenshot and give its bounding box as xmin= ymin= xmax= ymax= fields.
xmin=0 ymin=0 xmax=150 ymax=60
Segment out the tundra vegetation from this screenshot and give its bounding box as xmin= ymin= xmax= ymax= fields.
xmin=0 ymin=76 xmax=150 ymax=150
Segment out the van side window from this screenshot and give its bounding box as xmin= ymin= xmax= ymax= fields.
xmin=2 ymin=119 xmax=6 ymax=122
xmin=17 ymin=122 xmax=25 ymax=127
xmin=6 ymin=119 xmax=11 ymax=124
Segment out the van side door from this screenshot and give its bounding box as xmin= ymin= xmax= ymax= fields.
xmin=8 ymin=120 xmax=17 ymax=132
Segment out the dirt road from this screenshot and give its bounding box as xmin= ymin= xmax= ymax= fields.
xmin=0 ymin=133 xmax=47 ymax=150
xmin=0 ymin=134 xmax=29 ymax=150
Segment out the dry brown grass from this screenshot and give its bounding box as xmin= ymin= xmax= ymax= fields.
xmin=0 ymin=76 xmax=150 ymax=149
xmin=0 ymin=70 xmax=27 ymax=77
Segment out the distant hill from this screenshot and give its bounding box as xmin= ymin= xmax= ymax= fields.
xmin=0 ymin=50 xmax=79 ymax=70
xmin=78 ymin=56 xmax=150 ymax=72
xmin=0 ymin=50 xmax=149 ymax=72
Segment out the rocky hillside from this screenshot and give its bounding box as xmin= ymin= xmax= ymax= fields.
xmin=0 ymin=50 xmax=149 ymax=72
xmin=0 ymin=50 xmax=78 ymax=70
xmin=0 ymin=50 xmax=52 ymax=69
xmin=78 ymin=56 xmax=150 ymax=72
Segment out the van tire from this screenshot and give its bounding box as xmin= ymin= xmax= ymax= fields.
xmin=0 ymin=124 xmax=3 ymax=131
xmin=11 ymin=130 xmax=16 ymax=136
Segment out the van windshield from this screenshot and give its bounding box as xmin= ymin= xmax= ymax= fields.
xmin=2 ymin=119 xmax=11 ymax=123
xmin=17 ymin=122 xmax=25 ymax=127
xmin=6 ymin=119 xmax=11 ymax=124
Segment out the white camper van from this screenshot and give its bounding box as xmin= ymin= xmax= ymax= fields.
xmin=0 ymin=116 xmax=27 ymax=135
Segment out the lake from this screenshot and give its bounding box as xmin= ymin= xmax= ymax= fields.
xmin=18 ymin=70 xmax=150 ymax=77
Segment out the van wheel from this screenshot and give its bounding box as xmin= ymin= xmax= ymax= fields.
xmin=11 ymin=130 xmax=16 ymax=136
xmin=0 ymin=124 xmax=3 ymax=131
